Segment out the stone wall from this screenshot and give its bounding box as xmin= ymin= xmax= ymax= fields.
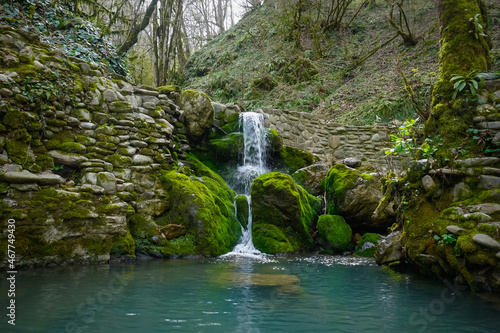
xmin=260 ymin=107 xmax=404 ymax=170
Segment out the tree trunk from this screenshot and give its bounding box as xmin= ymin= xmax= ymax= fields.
xmin=424 ymin=0 xmax=490 ymax=162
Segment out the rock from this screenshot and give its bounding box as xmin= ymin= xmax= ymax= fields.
xmin=462 ymin=212 xmax=492 ymax=222
xmin=103 ymin=89 xmax=118 ymax=102
xmin=109 ymin=101 xmax=133 ymax=113
xmin=71 ymin=109 xmax=91 ymax=122
xmin=359 ymin=241 xmax=375 ymax=252
xmin=478 ymin=175 xmax=500 ymax=190
xmin=466 ymin=203 xmax=500 ymax=214
xmin=11 ymin=183 xmax=40 ymax=191
xmin=496 ymin=252 xmax=500 ymax=260
xmin=421 ymin=175 xmax=436 ymax=192
xmin=235 ymin=195 xmax=249 ymax=229
xmin=414 ymin=254 xmax=438 ymax=266
xmin=132 ymin=154 xmax=153 ymax=166
xmin=251 ymin=172 xmax=321 ymax=254
xmin=325 ymin=164 xmax=387 ymax=231
xmin=96 ymin=172 xmax=117 ymax=195
xmin=178 ymin=89 xmax=214 ymax=143
xmin=446 ymin=225 xmax=466 ymax=235
xmin=374 ymin=231 xmax=403 ymax=265
xmin=317 ymin=214 xmax=353 ymax=254
xmin=453 ymin=182 xmax=471 ymax=202
xmin=48 ymin=150 xmax=88 ymax=167
xmin=340 ymin=158 xmax=361 ymax=168
xmin=79 ymin=184 xmax=106 ymax=195
xmin=456 ymin=157 xmax=499 ymax=168
xmin=37 ymin=173 xmax=65 ymax=185
xmin=292 ymin=163 xmax=329 ymax=195
xmin=473 ymin=233 xmax=500 ymax=251
xmin=160 ymin=224 xmax=187 ymax=240
xmin=1 ymin=164 xmax=22 ymax=173
xmin=0 ymin=88 xmax=13 ymax=97
xmin=1 ymin=170 xmax=39 ymax=183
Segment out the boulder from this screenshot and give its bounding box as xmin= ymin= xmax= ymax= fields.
xmin=324 ymin=164 xmax=388 ymax=232
xmin=421 ymin=175 xmax=436 ymax=192
xmin=317 ymin=214 xmax=353 ymax=253
xmin=292 ymin=163 xmax=330 ymax=195
xmin=374 ymin=231 xmax=404 ymax=265
xmin=235 ymin=195 xmax=249 ymax=229
xmin=354 ymin=233 xmax=382 ymax=257
xmin=178 ymin=89 xmax=214 ymax=143
xmin=251 ymin=172 xmax=321 ymax=254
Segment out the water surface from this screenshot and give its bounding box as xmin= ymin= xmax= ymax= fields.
xmin=1 ymin=255 xmax=499 ymax=332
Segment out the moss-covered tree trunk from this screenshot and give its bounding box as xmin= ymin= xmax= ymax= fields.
xmin=424 ymin=0 xmax=490 ymax=161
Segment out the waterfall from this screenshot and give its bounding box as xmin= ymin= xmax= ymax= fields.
xmin=224 ymin=112 xmax=268 ymax=258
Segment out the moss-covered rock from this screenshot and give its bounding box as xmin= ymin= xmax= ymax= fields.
xmin=178 ymin=89 xmax=214 ymax=143
xmin=208 ymin=133 xmax=244 ymax=161
xmin=158 ymin=166 xmax=241 ymax=255
xmin=235 ymin=195 xmax=249 ymax=229
xmin=251 ymin=172 xmax=321 ymax=254
xmin=276 ymin=146 xmax=318 ymax=174
xmin=317 ymin=214 xmax=353 ymax=254
xmin=110 ymin=230 xmax=136 ymax=257
xmin=354 ymin=233 xmax=382 ymax=257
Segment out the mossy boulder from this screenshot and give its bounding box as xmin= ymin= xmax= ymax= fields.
xmin=292 ymin=163 xmax=329 ymax=195
xmin=235 ymin=195 xmax=249 ymax=229
xmin=276 ymin=146 xmax=318 ymax=174
xmin=324 ymin=164 xmax=387 ymax=232
xmin=158 ymin=166 xmax=241 ymax=256
xmin=354 ymin=233 xmax=382 ymax=257
xmin=317 ymin=215 xmax=353 ymax=253
xmin=178 ymin=89 xmax=214 ymax=144
xmin=208 ymin=133 xmax=244 ymax=161
xmin=251 ymin=172 xmax=321 ymax=254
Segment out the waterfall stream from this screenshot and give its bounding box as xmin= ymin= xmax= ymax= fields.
xmin=223 ymin=112 xmax=268 ymax=258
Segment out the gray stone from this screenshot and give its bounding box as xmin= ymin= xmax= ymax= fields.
xmin=493 ymin=132 xmax=500 ymax=144
xmin=1 ymin=171 xmax=39 ymax=183
xmin=340 ymin=158 xmax=361 ymax=168
xmin=134 ymin=87 xmax=159 ymax=96
xmin=478 ymin=121 xmax=500 ymax=130
xmin=133 ymin=199 xmax=168 ymax=216
xmin=0 ymin=88 xmax=13 ymax=97
xmin=96 ymin=172 xmax=117 ymax=195
xmin=37 ymin=174 xmax=65 ymax=185
xmin=463 ymin=212 xmax=491 ymax=222
xmin=81 ymin=173 xmax=98 ymax=185
xmin=292 ymin=163 xmax=329 ymax=195
xmin=422 ymin=175 xmax=436 ymax=192
xmin=178 ymin=90 xmax=214 ymax=143
xmin=130 ymin=140 xmax=148 ymax=148
xmin=71 ymin=109 xmax=92 ymax=122
xmin=446 ymin=225 xmax=466 ymax=236
xmin=79 ymin=184 xmax=106 ymax=195
xmin=103 ymin=89 xmax=118 ymax=102
xmin=66 ymin=117 xmax=81 ymax=127
xmin=374 ymin=231 xmax=403 ymax=265
xmin=0 ymin=74 xmax=9 ymax=82
xmin=132 ymin=154 xmax=153 ymax=166
xmin=10 ymin=183 xmax=40 ymax=191
xmin=48 ymin=150 xmax=88 ymax=167
xmin=478 ymin=175 xmax=500 ymax=190
xmin=1 ymin=164 xmax=22 ymax=173
xmin=473 ymin=233 xmax=500 ymax=251
xmin=143 ymin=102 xmax=157 ymax=110
xmin=414 ymin=254 xmax=438 ymax=266
xmin=466 ymin=203 xmax=500 ymax=214
xmin=360 ymin=241 xmax=376 ymax=252
xmin=80 ymin=122 xmax=97 ymax=130
xmin=496 ymin=252 xmax=500 ymax=260
xmin=456 ymin=157 xmax=499 ymax=168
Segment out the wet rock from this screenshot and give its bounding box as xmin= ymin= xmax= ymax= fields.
xmin=374 ymin=231 xmax=403 ymax=265
xmin=473 ymin=233 xmax=500 ymax=251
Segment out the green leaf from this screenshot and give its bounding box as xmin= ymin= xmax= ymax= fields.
xmin=458 ymin=81 xmax=466 ymax=92
xmin=471 ymin=80 xmax=478 ymax=90
xmin=450 ymin=75 xmax=464 ymax=81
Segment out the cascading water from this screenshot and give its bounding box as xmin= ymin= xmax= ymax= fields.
xmin=224 ymin=112 xmax=268 ymax=257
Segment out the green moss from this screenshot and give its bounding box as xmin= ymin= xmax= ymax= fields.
xmin=235 ymin=195 xmax=249 ymax=229
xmin=324 ymin=164 xmax=359 ymax=214
xmin=5 ymin=129 xmax=31 ymax=165
xmin=253 ymin=223 xmax=294 ymax=254
xmin=279 ymin=146 xmax=317 ymax=174
xmin=251 ymin=172 xmax=321 ymax=253
xmin=317 ymin=215 xmax=353 ymax=253
xmin=157 ymin=85 xmax=181 ymax=94
xmin=208 ymin=133 xmax=244 ymax=161
xmin=59 ymin=141 xmax=86 ymax=154
xmin=354 ymin=233 xmax=382 ymax=257
xmin=360 ymin=173 xmax=375 ymax=181
xmin=104 ymin=154 xmax=133 ymax=167
xmin=110 ymin=231 xmax=136 ymax=257
xmin=129 ymin=214 xmax=157 ymax=239
xmin=159 ymin=168 xmax=240 ymax=256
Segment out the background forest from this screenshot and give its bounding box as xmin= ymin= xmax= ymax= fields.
xmin=1 ymin=0 xmax=499 ymax=125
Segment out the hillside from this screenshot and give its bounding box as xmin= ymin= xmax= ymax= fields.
xmin=183 ymin=0 xmax=500 ymax=125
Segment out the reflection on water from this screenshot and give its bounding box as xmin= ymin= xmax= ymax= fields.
xmin=1 ymin=255 xmax=499 ymax=333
